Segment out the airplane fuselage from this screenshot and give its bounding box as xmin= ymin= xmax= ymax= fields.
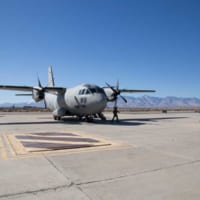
xmin=45 ymin=84 xmax=107 ymax=117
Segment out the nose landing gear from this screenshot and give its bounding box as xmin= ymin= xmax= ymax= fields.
xmin=53 ymin=116 xmax=62 ymax=120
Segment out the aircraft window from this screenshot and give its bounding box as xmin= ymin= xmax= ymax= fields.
xmin=79 ymin=89 xmax=91 ymax=95
xmin=90 ymin=88 xmax=97 ymax=94
xmin=97 ymin=88 xmax=104 ymax=94
xmin=81 ymin=89 xmax=85 ymax=95
xmin=78 ymin=90 xmax=85 ymax=95
xmin=85 ymin=89 xmax=90 ymax=95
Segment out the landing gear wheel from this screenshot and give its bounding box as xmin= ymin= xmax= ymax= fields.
xmin=85 ymin=116 xmax=94 ymax=122
xmin=98 ymin=113 xmax=106 ymax=121
xmin=77 ymin=116 xmax=83 ymax=120
xmin=53 ymin=116 xmax=61 ymax=120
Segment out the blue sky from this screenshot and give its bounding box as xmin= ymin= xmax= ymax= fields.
xmin=0 ymin=0 xmax=200 ymax=102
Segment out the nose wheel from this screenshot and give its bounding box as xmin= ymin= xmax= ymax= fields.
xmin=53 ymin=116 xmax=62 ymax=120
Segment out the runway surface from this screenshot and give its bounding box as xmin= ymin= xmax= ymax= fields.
xmin=0 ymin=111 xmax=200 ymax=200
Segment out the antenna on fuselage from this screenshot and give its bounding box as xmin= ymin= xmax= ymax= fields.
xmin=48 ymin=65 xmax=55 ymax=87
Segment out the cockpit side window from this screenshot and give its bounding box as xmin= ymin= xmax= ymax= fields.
xmin=78 ymin=89 xmax=84 ymax=95
xmin=97 ymin=88 xmax=104 ymax=94
xmin=90 ymin=88 xmax=97 ymax=94
xmin=85 ymin=89 xmax=90 ymax=94
xmin=82 ymin=89 xmax=85 ymax=95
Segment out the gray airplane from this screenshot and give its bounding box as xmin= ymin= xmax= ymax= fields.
xmin=0 ymin=67 xmax=155 ymax=121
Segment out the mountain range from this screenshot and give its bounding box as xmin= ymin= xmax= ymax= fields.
xmin=108 ymin=96 xmax=200 ymax=108
xmin=1 ymin=96 xmax=200 ymax=108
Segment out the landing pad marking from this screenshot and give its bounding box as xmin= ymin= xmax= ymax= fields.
xmin=3 ymin=131 xmax=115 ymax=159
xmin=0 ymin=136 xmax=7 ymax=160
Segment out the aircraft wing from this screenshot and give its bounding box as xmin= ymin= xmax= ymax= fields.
xmin=0 ymin=85 xmax=66 ymax=93
xmin=43 ymin=87 xmax=66 ymax=93
xmin=0 ymin=85 xmax=33 ymax=92
xmin=120 ymin=89 xmax=156 ymax=93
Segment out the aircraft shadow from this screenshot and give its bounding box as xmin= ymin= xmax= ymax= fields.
xmin=119 ymin=117 xmax=187 ymax=122
xmin=94 ymin=120 xmax=146 ymax=126
xmin=0 ymin=118 xmax=143 ymax=126
xmin=0 ymin=121 xmax=59 ymax=126
xmin=0 ymin=120 xmax=81 ymax=126
xmin=0 ymin=116 xmax=187 ymax=127
xmin=93 ymin=116 xmax=187 ymax=126
xmin=62 ymin=117 xmax=146 ymax=126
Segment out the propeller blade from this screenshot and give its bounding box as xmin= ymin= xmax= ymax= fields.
xmin=116 ymin=80 xmax=119 ymax=91
xmin=105 ymin=82 xmax=117 ymax=93
xmin=114 ymin=99 xmax=117 ymax=107
xmin=37 ymin=76 xmax=42 ymax=88
xmin=120 ymin=95 xmax=127 ymax=103
xmin=44 ymin=99 xmax=47 ymax=109
xmin=105 ymin=82 xmax=120 ymax=96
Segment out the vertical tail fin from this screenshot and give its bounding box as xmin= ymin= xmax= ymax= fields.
xmin=48 ymin=65 xmax=55 ymax=87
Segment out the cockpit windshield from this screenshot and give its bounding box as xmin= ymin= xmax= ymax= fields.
xmin=89 ymin=87 xmax=105 ymax=94
xmin=79 ymin=85 xmax=105 ymax=95
xmin=79 ymin=89 xmax=90 ymax=95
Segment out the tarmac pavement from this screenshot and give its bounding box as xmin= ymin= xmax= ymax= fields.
xmin=0 ymin=112 xmax=200 ymax=200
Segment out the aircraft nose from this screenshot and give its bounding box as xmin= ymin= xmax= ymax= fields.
xmin=99 ymin=93 xmax=107 ymax=106
xmin=98 ymin=93 xmax=107 ymax=102
xmin=92 ymin=93 xmax=107 ymax=112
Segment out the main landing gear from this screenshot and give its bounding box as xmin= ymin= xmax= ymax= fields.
xmin=77 ymin=113 xmax=106 ymax=122
xmin=53 ymin=113 xmax=106 ymax=122
xmin=98 ymin=113 xmax=106 ymax=121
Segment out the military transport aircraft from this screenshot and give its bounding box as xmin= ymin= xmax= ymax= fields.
xmin=0 ymin=67 xmax=155 ymax=121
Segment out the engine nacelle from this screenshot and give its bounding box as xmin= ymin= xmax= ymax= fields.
xmin=103 ymin=88 xmax=116 ymax=101
xmin=32 ymin=88 xmax=44 ymax=102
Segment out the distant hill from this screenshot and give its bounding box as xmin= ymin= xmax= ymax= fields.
xmin=0 ymin=101 xmax=45 ymax=108
xmin=108 ymin=96 xmax=200 ymax=108
xmin=0 ymin=96 xmax=200 ymax=108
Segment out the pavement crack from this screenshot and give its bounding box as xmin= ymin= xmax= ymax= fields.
xmin=0 ymin=184 xmax=70 ymax=199
xmin=76 ymin=185 xmax=93 ymax=200
xmin=78 ymin=159 xmax=200 ymax=186
xmin=44 ymin=155 xmax=71 ymax=183
xmin=43 ymin=155 xmax=92 ymax=199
